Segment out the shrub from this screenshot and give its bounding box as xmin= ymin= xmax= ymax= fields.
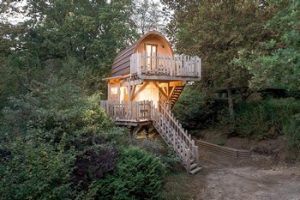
xmin=86 ymin=147 xmax=166 ymax=200
xmin=173 ymin=86 xmax=225 ymax=130
xmin=133 ymin=139 xmax=182 ymax=173
xmin=0 ymin=137 xmax=74 ymax=200
xmin=72 ymin=145 xmax=118 ymax=190
xmin=232 ymin=98 xmax=300 ymax=139
xmin=0 ymin=79 xmax=113 ymax=145
xmin=284 ymin=113 xmax=300 ymax=159
xmin=0 ymin=78 xmax=126 ymax=200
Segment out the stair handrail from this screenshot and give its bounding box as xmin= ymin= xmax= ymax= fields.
xmin=151 ymin=101 xmax=200 ymax=170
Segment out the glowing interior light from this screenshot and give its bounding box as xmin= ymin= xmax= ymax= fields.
xmin=111 ymin=87 xmax=118 ymax=95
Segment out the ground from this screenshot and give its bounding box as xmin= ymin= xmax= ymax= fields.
xmin=199 ymin=165 xmax=300 ymax=200
xmin=163 ymin=157 xmax=300 ymax=200
xmin=162 ymin=138 xmax=300 ymax=200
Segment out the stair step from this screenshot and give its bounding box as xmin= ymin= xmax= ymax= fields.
xmin=190 ymin=163 xmax=198 ymax=170
xmin=189 ymin=166 xmax=202 ymax=175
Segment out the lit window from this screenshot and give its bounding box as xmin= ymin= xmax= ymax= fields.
xmin=111 ymin=87 xmax=118 ymax=95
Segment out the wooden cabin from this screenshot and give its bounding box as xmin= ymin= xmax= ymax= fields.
xmin=101 ymin=31 xmax=202 ymax=174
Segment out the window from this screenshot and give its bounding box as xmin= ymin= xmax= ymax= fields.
xmin=145 ymin=44 xmax=157 ymax=70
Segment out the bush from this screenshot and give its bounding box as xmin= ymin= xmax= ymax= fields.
xmin=0 ymin=137 xmax=74 ymax=200
xmin=173 ymin=86 xmax=225 ymax=130
xmin=0 ymin=78 xmax=113 ymax=144
xmin=0 ymin=78 xmax=126 ymax=200
xmin=284 ymin=113 xmax=300 ymax=159
xmin=72 ymin=145 xmax=118 ymax=190
xmin=231 ymin=98 xmax=300 ymax=139
xmin=133 ymin=139 xmax=182 ymax=173
xmin=86 ymin=147 xmax=166 ymax=200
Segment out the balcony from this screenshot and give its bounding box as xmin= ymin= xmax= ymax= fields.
xmin=130 ymin=53 xmax=201 ymax=81
xmin=100 ymin=100 xmax=152 ymax=125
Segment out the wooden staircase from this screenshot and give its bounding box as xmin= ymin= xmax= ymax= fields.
xmin=151 ymin=102 xmax=201 ymax=174
xmin=170 ymin=86 xmax=185 ymax=108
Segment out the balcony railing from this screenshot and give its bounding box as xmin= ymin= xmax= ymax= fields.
xmin=130 ymin=53 xmax=201 ymax=80
xmin=100 ymin=100 xmax=152 ymax=122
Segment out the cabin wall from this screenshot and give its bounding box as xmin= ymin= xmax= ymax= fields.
xmin=136 ymin=36 xmax=173 ymax=56
xmin=111 ymin=45 xmax=135 ymax=77
xmin=107 ymin=79 xmax=185 ymax=106
xmin=132 ymin=81 xmax=160 ymax=106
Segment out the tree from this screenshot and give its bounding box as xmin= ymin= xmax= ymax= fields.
xmin=162 ymin=0 xmax=275 ymax=121
xmin=0 ymin=0 xmax=139 ymax=105
xmin=234 ymin=0 xmax=300 ymax=90
xmin=132 ymin=0 xmax=164 ymax=34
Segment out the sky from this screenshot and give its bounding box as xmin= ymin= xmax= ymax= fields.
xmin=0 ymin=0 xmax=30 ymax=24
xmin=0 ymin=0 xmax=164 ymax=25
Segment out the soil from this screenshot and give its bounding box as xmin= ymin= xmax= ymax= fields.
xmin=164 ymin=154 xmax=300 ymax=200
xmin=199 ymin=165 xmax=300 ymax=200
xmin=163 ymin=129 xmax=300 ymax=200
xmin=199 ymin=128 xmax=292 ymax=163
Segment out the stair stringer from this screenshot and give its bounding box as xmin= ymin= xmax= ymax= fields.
xmin=151 ymin=102 xmax=201 ymax=174
xmin=169 ymin=86 xmax=185 ymax=108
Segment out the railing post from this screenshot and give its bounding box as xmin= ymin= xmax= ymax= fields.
xmin=173 ymin=129 xmax=176 ymax=150
xmin=199 ymin=57 xmax=202 ymax=79
xmin=194 ymin=145 xmax=199 ymax=164
xmin=136 ymin=53 xmax=141 ymax=76
xmin=186 ymin=149 xmax=191 ymax=172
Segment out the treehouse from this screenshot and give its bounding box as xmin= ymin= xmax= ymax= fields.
xmin=101 ymin=31 xmax=202 ymax=174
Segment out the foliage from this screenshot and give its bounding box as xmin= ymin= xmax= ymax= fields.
xmin=173 ymin=86 xmax=226 ymax=130
xmin=72 ymin=145 xmax=118 ymax=190
xmin=0 ymin=137 xmax=74 ymax=200
xmin=1 ymin=78 xmax=113 ymax=143
xmin=223 ymin=98 xmax=300 ymax=140
xmin=133 ymin=138 xmax=182 ymax=173
xmin=162 ymin=0 xmax=275 ymax=89
xmin=284 ymin=113 xmax=300 ymax=159
xmin=132 ymin=0 xmax=164 ymax=34
xmin=0 ymin=0 xmax=138 ymax=110
xmin=0 ymin=78 xmax=125 ymax=200
xmin=162 ymin=0 xmax=277 ymax=121
xmin=233 ymin=0 xmax=300 ymax=90
xmin=82 ymin=146 xmax=166 ymax=200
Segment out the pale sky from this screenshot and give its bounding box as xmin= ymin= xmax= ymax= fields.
xmin=0 ymin=0 xmax=164 ymax=25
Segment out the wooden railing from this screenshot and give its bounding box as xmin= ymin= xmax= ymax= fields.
xmin=151 ymin=102 xmax=200 ymax=173
xmin=100 ymin=100 xmax=152 ymax=122
xmin=130 ymin=53 xmax=201 ymax=80
xmin=101 ymin=100 xmax=201 ymax=173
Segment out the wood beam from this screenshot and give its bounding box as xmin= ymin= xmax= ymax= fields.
xmin=130 ymin=85 xmax=136 ymax=101
xmin=168 ymin=86 xmax=176 ymax=100
xmin=131 ymin=81 xmax=149 ymax=100
xmin=153 ymin=82 xmax=168 ymax=98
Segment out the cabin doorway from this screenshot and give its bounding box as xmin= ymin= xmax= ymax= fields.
xmin=145 ymin=44 xmax=157 ymax=71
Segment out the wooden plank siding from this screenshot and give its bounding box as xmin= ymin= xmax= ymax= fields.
xmin=111 ymin=31 xmax=174 ymax=77
xmin=112 ymin=45 xmax=136 ymax=76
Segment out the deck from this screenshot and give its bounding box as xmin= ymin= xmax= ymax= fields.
xmin=130 ymin=53 xmax=201 ymax=81
xmin=100 ymin=100 xmax=152 ymax=123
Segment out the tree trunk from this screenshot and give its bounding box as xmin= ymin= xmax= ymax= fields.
xmin=227 ymin=87 xmax=235 ymax=123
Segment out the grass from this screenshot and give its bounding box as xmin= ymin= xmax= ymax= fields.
xmin=162 ymin=171 xmax=206 ymax=200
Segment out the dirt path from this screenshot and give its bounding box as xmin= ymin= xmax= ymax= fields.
xmin=164 ymin=151 xmax=300 ymax=200
xmin=198 ymin=165 xmax=300 ymax=200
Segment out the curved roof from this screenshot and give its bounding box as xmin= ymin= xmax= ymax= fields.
xmin=111 ymin=31 xmax=173 ymax=77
